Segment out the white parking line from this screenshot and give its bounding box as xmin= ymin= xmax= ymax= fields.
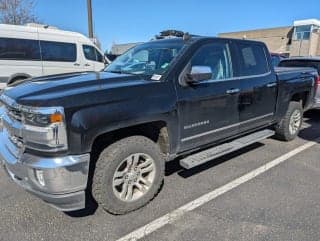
xmin=117 ymin=138 xmax=320 ymax=241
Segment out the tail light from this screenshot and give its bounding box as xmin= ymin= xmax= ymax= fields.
xmin=316 ymin=76 xmax=320 ymax=86
xmin=315 ymin=76 xmax=320 ymax=91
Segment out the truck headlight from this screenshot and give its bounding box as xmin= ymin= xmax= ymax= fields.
xmin=21 ymin=107 xmax=68 ymax=152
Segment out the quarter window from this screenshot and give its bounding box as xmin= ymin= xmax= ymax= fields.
xmin=236 ymin=43 xmax=269 ymax=76
xmin=0 ymin=37 xmax=41 ymax=61
xmin=40 ymin=41 xmax=77 ymax=62
xmin=189 ymin=42 xmax=233 ymax=80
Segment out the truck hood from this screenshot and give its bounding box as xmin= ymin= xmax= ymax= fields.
xmin=2 ymin=72 xmax=154 ymax=107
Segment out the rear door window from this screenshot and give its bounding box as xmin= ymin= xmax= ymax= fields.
xmin=40 ymin=41 xmax=77 ymax=62
xmin=0 ymin=37 xmax=40 ymax=61
xmin=235 ymin=43 xmax=270 ymax=77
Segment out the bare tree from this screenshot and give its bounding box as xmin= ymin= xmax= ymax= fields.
xmin=0 ymin=0 xmax=38 ymax=25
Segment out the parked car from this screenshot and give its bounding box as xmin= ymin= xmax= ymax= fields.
xmin=0 ymin=36 xmax=317 ymax=214
xmin=271 ymin=53 xmax=287 ymax=67
xmin=0 ymin=23 xmax=106 ymax=88
xmin=279 ymin=57 xmax=320 ymax=109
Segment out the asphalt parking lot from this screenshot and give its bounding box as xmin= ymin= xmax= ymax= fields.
xmin=1 ymin=110 xmax=320 ymax=241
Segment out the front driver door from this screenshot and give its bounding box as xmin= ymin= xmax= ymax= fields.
xmin=176 ymin=40 xmax=241 ymax=152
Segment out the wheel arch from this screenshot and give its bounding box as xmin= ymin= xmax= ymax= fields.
xmin=90 ymin=120 xmax=172 ymax=160
xmin=7 ymin=73 xmax=32 ymax=85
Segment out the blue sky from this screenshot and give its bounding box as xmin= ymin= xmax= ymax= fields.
xmin=35 ymin=0 xmax=319 ymax=51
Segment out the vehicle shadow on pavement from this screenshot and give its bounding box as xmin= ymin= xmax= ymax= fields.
xmin=64 ymin=193 xmax=98 ymax=218
xmin=299 ymin=110 xmax=320 ymax=142
xmin=166 ymin=143 xmax=264 ymax=178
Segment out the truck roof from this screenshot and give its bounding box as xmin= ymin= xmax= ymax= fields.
xmin=150 ymin=36 xmax=266 ymax=46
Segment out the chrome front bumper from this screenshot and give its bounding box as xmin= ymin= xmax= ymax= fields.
xmin=0 ymin=117 xmax=90 ymax=211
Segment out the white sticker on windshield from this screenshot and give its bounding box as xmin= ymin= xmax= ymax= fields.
xmin=151 ymin=74 xmax=162 ymax=81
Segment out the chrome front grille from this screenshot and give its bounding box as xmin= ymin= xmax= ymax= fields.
xmin=1 ymin=104 xmax=25 ymax=157
xmin=6 ymin=105 xmax=23 ymax=122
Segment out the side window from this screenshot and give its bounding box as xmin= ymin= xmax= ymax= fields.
xmin=236 ymin=43 xmax=269 ymax=76
xmin=190 ymin=42 xmax=233 ymax=80
xmin=133 ymin=50 xmax=149 ymax=62
xmin=83 ymin=45 xmax=104 ymax=63
xmin=95 ymin=49 xmax=104 ymax=63
xmin=83 ymin=45 xmax=96 ymax=61
xmin=40 ymin=41 xmax=77 ymax=62
xmin=0 ymin=37 xmax=40 ymax=61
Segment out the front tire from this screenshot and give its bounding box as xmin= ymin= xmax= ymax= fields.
xmin=275 ymin=101 xmax=303 ymax=141
xmin=92 ymin=136 xmax=165 ymax=215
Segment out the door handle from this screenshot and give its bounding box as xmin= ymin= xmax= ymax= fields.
xmin=74 ymin=63 xmax=80 ymax=66
xmin=226 ymin=88 xmax=240 ymax=94
xmin=85 ymin=63 xmax=91 ymax=67
xmin=267 ymin=82 xmax=277 ymax=88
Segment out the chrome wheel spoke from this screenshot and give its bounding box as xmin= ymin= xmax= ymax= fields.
xmin=140 ymin=177 xmax=152 ymax=187
xmin=120 ymin=182 xmax=129 ymax=200
xmin=138 ymin=159 xmax=153 ymax=169
xmin=132 ymin=154 xmax=140 ymax=168
xmin=140 ymin=164 xmax=154 ymax=174
xmin=126 ymin=157 xmax=133 ymax=169
xmin=113 ymin=178 xmax=124 ymax=186
xmin=114 ymin=169 xmax=126 ymax=179
xmin=126 ymin=184 xmax=134 ymax=201
xmin=135 ymin=183 xmax=147 ymax=193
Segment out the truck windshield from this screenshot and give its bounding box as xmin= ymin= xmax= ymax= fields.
xmin=105 ymin=41 xmax=183 ymax=77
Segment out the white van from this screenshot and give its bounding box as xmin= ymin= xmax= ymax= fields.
xmin=0 ymin=23 xmax=106 ymax=88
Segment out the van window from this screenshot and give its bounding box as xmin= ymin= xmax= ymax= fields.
xmin=83 ymin=45 xmax=104 ymax=63
xmin=236 ymin=43 xmax=269 ymax=76
xmin=40 ymin=41 xmax=77 ymax=62
xmin=96 ymin=51 xmax=104 ymax=63
xmin=0 ymin=37 xmax=40 ymax=61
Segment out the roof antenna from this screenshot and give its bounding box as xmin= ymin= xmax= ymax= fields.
xmin=183 ymin=32 xmax=191 ymax=42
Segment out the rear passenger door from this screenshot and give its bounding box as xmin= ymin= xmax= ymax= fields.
xmin=234 ymin=42 xmax=277 ymax=132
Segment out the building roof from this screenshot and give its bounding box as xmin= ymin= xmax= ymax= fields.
xmin=219 ymin=26 xmax=292 ymax=36
xmin=110 ymin=42 xmax=144 ymax=55
xmin=294 ymin=19 xmax=320 ymax=27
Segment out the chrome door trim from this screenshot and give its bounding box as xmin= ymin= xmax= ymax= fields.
xmin=181 ymin=113 xmax=274 ymax=142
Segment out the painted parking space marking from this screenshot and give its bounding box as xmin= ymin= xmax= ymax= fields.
xmin=117 ymin=138 xmax=320 ymax=241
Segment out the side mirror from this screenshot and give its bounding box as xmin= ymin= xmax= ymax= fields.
xmin=186 ymin=66 xmax=212 ymax=83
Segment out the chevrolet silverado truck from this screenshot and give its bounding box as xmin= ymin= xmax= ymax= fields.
xmin=0 ymin=36 xmax=317 ymax=215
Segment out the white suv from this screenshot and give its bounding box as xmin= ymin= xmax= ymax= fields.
xmin=0 ymin=23 xmax=106 ymax=88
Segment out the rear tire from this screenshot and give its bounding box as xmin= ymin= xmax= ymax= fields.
xmin=275 ymin=101 xmax=303 ymax=141
xmin=92 ymin=136 xmax=165 ymax=215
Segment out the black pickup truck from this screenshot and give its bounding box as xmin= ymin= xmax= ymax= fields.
xmin=0 ymin=37 xmax=317 ymax=214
